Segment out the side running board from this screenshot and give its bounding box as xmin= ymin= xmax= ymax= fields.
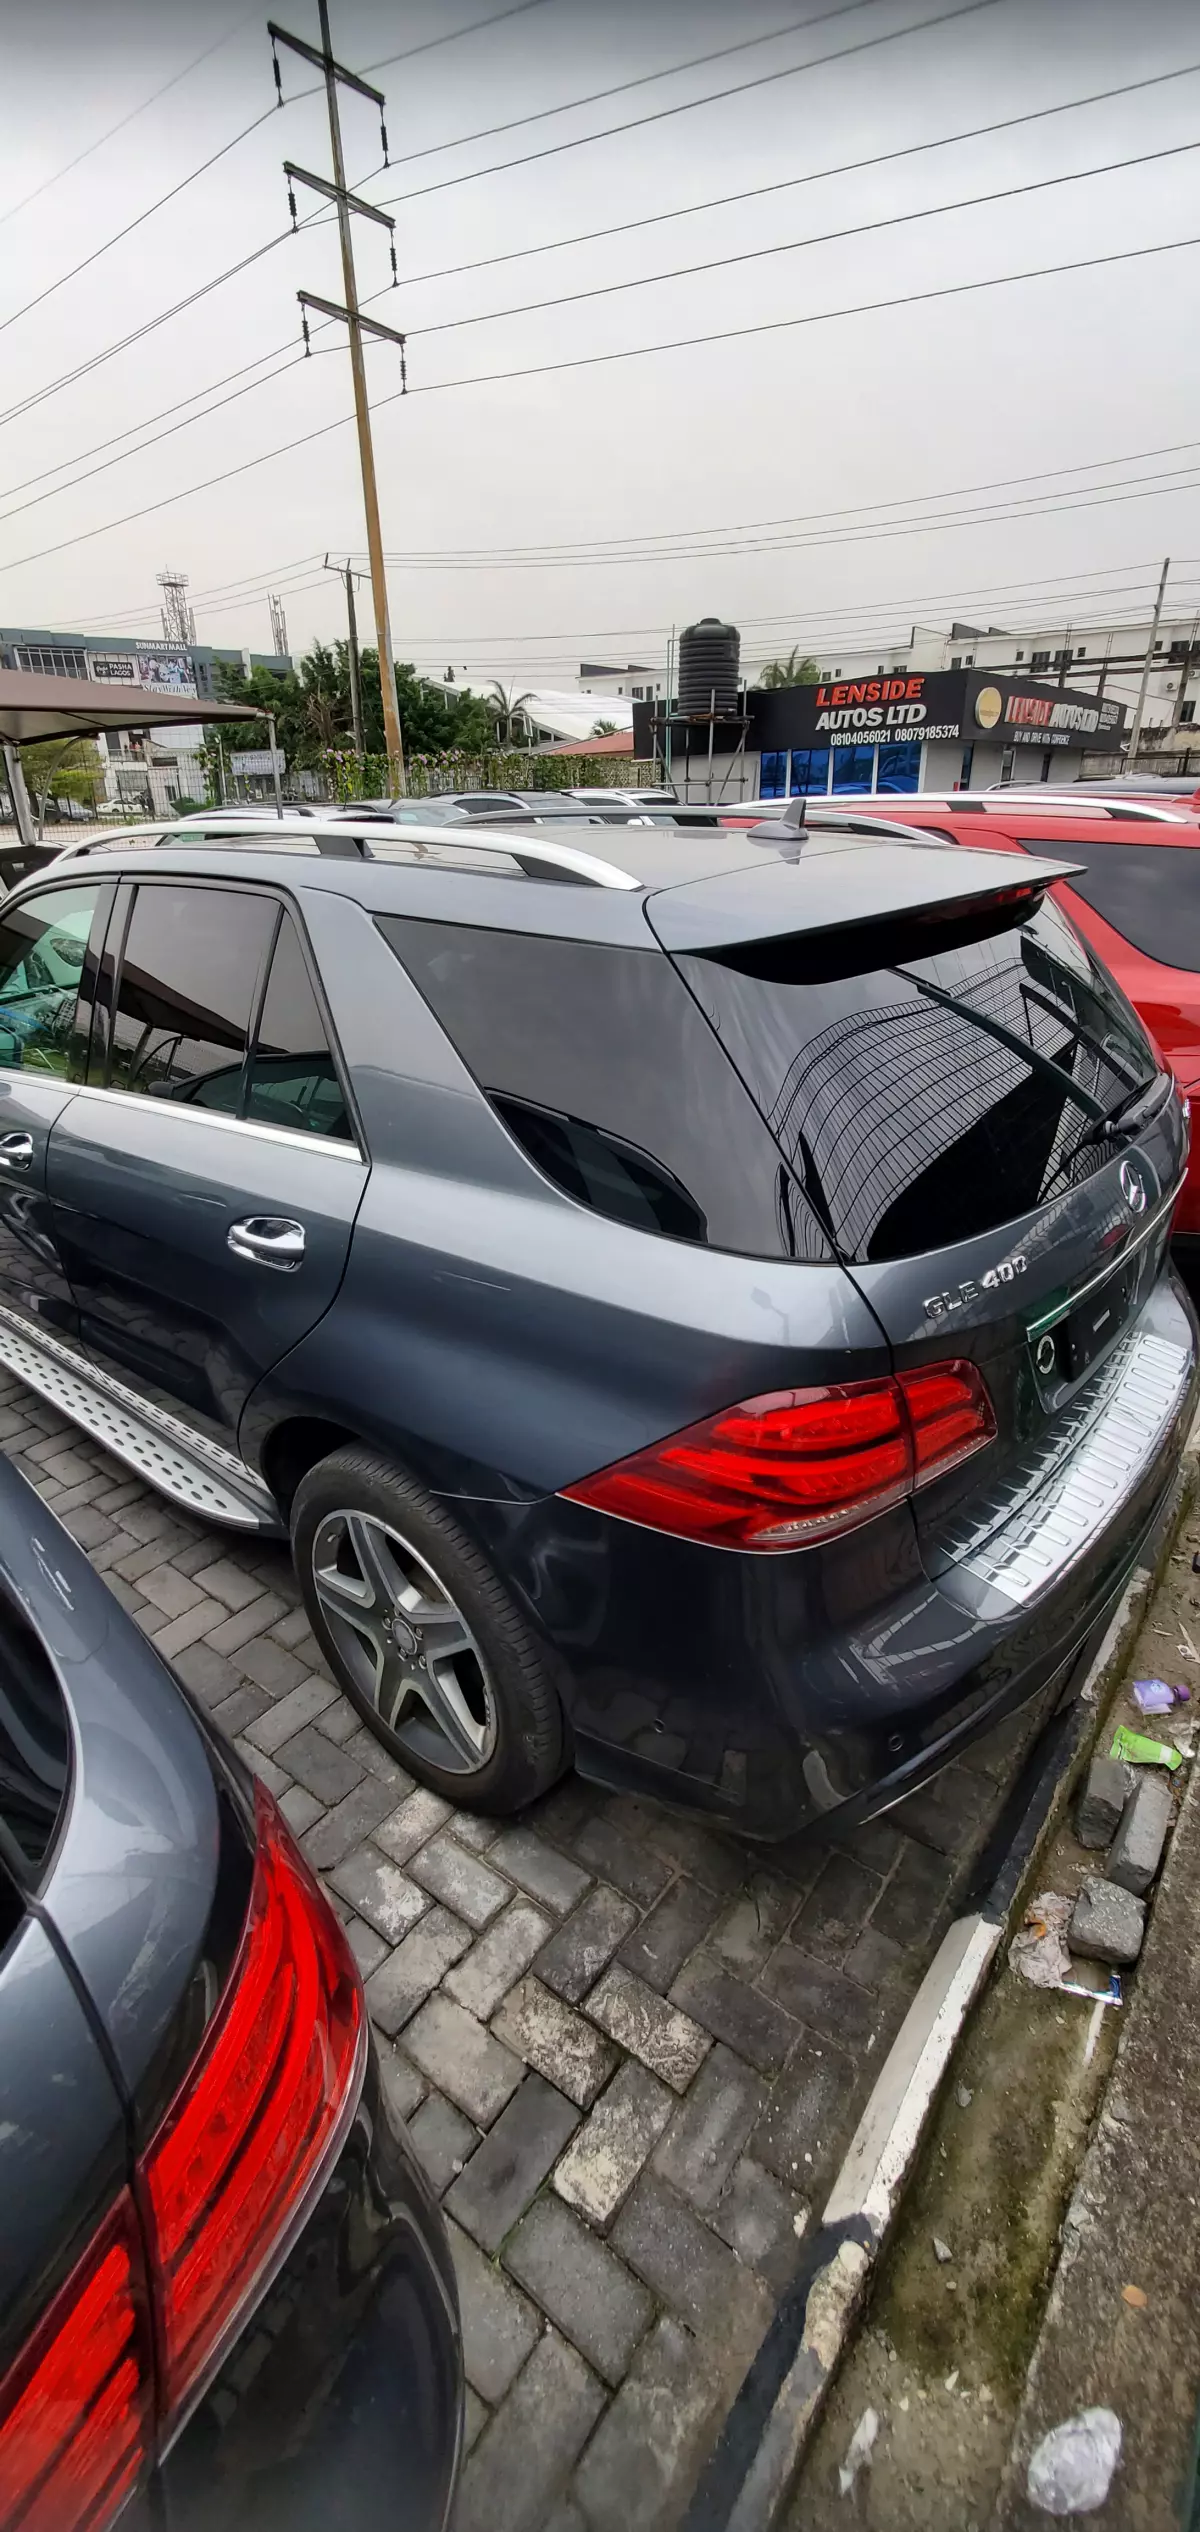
xmin=0 ymin=1306 xmax=282 ymax=1534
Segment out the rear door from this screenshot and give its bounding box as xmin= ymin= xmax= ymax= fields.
xmin=47 ymin=878 xmax=369 ymax=1450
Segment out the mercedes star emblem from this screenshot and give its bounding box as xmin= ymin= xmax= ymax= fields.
xmin=1119 ymin=1158 xmax=1148 ymax=1216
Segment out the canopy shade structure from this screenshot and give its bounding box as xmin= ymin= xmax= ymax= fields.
xmin=0 ymin=669 xmax=264 ymax=745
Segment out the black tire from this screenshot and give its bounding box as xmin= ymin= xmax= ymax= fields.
xmin=291 ymin=1444 xmax=565 ymax=1813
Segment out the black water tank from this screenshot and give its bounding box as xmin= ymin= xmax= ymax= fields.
xmin=678 ymin=616 xmax=740 ymax=715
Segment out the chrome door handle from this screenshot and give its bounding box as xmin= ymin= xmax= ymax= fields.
xmin=0 ymin=1134 xmax=34 ymax=1172
xmin=227 ymin=1216 xmax=305 ymax=1271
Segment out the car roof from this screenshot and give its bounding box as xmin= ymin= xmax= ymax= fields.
xmin=846 ymin=798 xmax=1200 ymax=846
xmin=34 ymin=814 xmax=1079 ymax=953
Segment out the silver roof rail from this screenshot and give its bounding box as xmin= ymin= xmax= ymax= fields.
xmin=88 ymin=818 xmax=644 ymax=890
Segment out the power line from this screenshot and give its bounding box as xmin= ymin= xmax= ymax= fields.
xmin=362 ymin=0 xmax=560 ymax=77
xmin=4 ymin=230 xmax=1200 ymax=577
xmin=371 ymin=0 xmax=887 ymax=172
xmin=0 ymin=232 xmax=291 ymax=433
xmin=0 ymin=0 xmax=556 ymax=327
xmin=368 ymin=460 xmax=1200 ymax=572
xmin=6 ymin=37 xmax=1183 ymax=454
xmin=0 ymin=105 xmax=282 ymax=340
xmin=6 ymin=229 xmax=1200 ymax=581
xmin=380 ymin=446 xmax=1200 ymax=562
xmin=390 ymin=59 xmax=1200 ymax=296
xmin=0 ymin=349 xmax=318 ymax=530
xmin=406 ymin=140 xmax=1200 ymax=344
xmin=0 ymin=8 xmax=258 ymax=231
xmin=8 ymin=118 xmax=1191 ymax=526
xmin=371 ymin=0 xmax=1004 ymax=213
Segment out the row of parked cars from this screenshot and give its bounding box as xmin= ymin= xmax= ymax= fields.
xmin=0 ymin=772 xmax=1197 ymax=2526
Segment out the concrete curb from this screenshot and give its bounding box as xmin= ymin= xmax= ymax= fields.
xmin=681 ymin=1521 xmax=1180 ymax=2532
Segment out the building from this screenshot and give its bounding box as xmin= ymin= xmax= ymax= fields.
xmin=577 ymin=662 xmax=665 ymax=704
xmin=633 ymin=665 xmax=1129 ymax=802
xmin=760 ymin=606 xmax=1198 ymax=770
xmin=0 ymin=623 xmax=293 ymax=815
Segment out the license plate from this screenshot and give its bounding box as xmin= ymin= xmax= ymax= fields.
xmin=1058 ymin=1259 xmax=1138 ymax=1381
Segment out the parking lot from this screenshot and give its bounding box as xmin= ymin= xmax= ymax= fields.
xmin=7 ymin=1365 xmax=1054 ymax=2531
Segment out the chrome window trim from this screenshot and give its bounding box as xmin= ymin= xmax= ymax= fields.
xmin=55 ymin=1078 xmax=366 ymax=1164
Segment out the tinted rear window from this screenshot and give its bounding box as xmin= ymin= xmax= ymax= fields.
xmin=1017 ymin=836 xmax=1200 ymax=970
xmin=677 ymin=897 xmax=1155 ymax=1263
xmin=0 ymin=1596 xmax=70 ymax=1881
xmin=378 ymin=917 xmax=830 ymax=1259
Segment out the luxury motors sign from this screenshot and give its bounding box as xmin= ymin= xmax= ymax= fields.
xmin=748 ymin=667 xmax=1127 ymax=755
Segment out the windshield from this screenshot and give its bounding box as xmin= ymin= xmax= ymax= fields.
xmin=678 ymin=897 xmax=1157 ymax=1263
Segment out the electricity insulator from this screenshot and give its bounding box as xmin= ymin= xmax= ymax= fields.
xmin=271 ymin=38 xmax=283 ymax=103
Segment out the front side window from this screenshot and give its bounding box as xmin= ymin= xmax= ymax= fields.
xmin=0 ymin=885 xmax=99 ymax=1076
xmin=107 ymin=884 xmax=276 ymax=1102
xmin=245 ymin=914 xmax=351 ymax=1140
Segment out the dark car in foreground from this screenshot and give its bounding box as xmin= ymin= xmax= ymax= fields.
xmin=0 ymin=815 xmax=1191 ymax=1848
xmin=0 ymin=1457 xmax=461 ymax=2532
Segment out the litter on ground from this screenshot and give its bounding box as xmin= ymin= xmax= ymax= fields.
xmin=1026 ymin=2408 xmax=1122 ymax=2516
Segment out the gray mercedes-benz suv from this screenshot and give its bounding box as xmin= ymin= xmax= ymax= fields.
xmin=0 ymin=812 xmax=1190 ymax=1843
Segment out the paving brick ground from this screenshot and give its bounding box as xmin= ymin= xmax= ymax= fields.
xmin=9 ymin=1370 xmax=1050 ymax=2530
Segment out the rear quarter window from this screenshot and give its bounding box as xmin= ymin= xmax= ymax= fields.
xmin=377 ymin=916 xmax=831 ymax=1259
xmin=0 ymin=1595 xmax=70 ymax=1884
xmin=1017 ymin=835 xmax=1200 ymax=970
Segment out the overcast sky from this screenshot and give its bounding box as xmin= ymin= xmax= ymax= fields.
xmin=1 ymin=0 xmax=1198 ymax=685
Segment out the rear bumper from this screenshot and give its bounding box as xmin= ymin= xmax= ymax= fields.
xmin=158 ymin=2040 xmax=462 ymax=2532
xmin=512 ymin=1272 xmax=1197 ymax=1842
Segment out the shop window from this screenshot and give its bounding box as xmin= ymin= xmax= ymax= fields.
xmin=789 ymin=748 xmax=830 ymax=796
xmin=958 ymin=746 xmax=974 ymax=787
xmin=831 ymin=745 xmax=875 ymax=794
xmin=875 ymin=744 xmax=921 ymax=794
xmin=759 ymin=750 xmax=788 ymax=798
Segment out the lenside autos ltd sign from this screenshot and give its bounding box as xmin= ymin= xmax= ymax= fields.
xmin=811 ymin=673 xmax=959 ymax=749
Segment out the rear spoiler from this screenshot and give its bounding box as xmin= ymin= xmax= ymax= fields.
xmin=644 ymin=841 xmax=1084 ymax=956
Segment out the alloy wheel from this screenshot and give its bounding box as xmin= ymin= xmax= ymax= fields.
xmin=310 ymin=1508 xmax=497 ymax=1776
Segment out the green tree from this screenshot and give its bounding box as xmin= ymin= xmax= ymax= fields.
xmin=591 ymin=720 xmax=620 ymax=737
xmin=211 ymin=647 xmax=494 ymax=776
xmin=758 ymin=647 xmax=820 ymax=689
xmin=484 ymin=682 xmax=535 ymax=748
xmin=19 ymin=737 xmax=104 ymax=836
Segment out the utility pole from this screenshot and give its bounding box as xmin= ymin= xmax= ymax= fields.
xmin=324 ymin=553 xmax=365 ymax=762
xmin=1126 ymin=556 xmax=1170 ymax=772
xmin=270 ymin=3 xmax=408 ymax=791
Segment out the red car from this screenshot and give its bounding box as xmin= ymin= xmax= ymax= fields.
xmin=795 ymin=796 xmax=1200 ymax=1242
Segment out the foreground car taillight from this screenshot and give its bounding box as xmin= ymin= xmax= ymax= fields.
xmin=143 ymin=1781 xmax=365 ymax=2425
xmin=561 ymin=1361 xmax=995 ymax=1549
xmin=0 ymin=2192 xmax=152 ymax=2532
xmin=0 ymin=1791 xmax=364 ymax=2531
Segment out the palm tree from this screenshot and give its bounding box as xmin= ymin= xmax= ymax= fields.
xmin=758 ymin=646 xmax=820 ymax=689
xmin=485 ymin=681 xmax=536 ymax=747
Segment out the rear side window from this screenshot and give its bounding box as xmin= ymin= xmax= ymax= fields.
xmin=0 ymin=1595 xmax=70 ymax=1883
xmin=106 ymin=883 xmax=276 ymax=1102
xmin=677 ymin=897 xmax=1156 ymax=1263
xmin=378 ymin=917 xmax=828 ymax=1259
xmin=1018 ymin=835 xmax=1200 ymax=970
xmin=246 ymin=913 xmax=351 ymax=1141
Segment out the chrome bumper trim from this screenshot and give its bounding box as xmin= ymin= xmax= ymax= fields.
xmin=938 ymin=1319 xmax=1192 ymax=1613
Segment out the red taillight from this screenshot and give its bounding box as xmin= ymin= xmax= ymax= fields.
xmin=561 ymin=1361 xmax=995 ymax=1550
xmin=0 ymin=2192 xmax=152 ymax=2532
xmin=143 ymin=1783 xmax=364 ymax=2423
